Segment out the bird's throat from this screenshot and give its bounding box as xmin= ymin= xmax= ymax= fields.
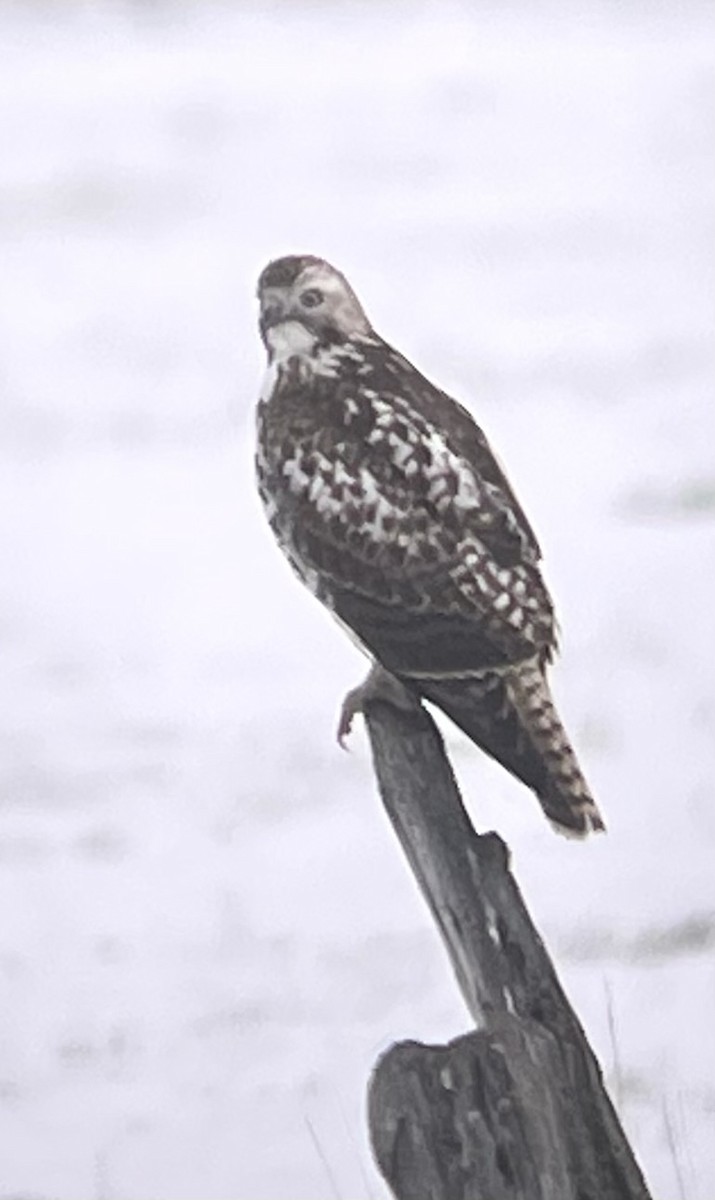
xmin=265 ymin=320 xmax=317 ymax=364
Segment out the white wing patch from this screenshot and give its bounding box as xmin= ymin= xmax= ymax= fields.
xmin=422 ymin=428 xmax=482 ymax=511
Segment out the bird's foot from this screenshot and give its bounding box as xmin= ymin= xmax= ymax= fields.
xmin=337 ymin=665 xmax=418 ymax=748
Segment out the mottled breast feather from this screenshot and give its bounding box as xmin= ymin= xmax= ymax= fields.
xmin=256 ymin=334 xmax=556 ymax=680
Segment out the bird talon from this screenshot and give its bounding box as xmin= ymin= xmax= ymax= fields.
xmin=337 ymin=666 xmax=418 ymax=749
xmin=337 ymin=684 xmax=364 ymax=748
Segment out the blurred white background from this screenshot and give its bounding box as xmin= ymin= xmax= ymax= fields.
xmin=0 ymin=2 xmax=713 ymax=1197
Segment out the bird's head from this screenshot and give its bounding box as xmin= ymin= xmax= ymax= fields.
xmin=257 ymin=255 xmax=372 ymax=356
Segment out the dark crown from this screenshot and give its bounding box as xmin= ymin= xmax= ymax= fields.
xmin=258 ymin=255 xmax=324 ymax=292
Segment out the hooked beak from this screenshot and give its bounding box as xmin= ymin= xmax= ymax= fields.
xmin=258 ymin=296 xmax=287 ymax=342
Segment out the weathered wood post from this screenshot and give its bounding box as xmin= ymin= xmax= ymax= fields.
xmin=363 ymin=698 xmax=652 ymax=1200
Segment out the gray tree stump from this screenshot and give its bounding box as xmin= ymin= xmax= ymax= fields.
xmin=363 ymin=698 xmax=652 ymax=1200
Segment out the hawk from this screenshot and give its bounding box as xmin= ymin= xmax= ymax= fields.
xmin=254 ymin=254 xmax=605 ymax=837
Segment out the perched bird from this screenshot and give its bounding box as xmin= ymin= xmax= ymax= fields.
xmin=254 ymin=254 xmax=605 ymax=837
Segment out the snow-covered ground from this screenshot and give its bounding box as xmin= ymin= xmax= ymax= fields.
xmin=0 ymin=2 xmax=713 ymax=1196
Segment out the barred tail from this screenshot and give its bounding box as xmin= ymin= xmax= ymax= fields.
xmin=418 ymin=661 xmax=605 ymax=838
xmin=504 ymin=659 xmax=605 ymax=836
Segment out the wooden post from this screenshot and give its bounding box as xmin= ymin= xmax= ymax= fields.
xmin=363 ymin=698 xmax=652 ymax=1200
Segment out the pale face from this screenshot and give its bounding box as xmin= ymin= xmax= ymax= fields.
xmin=257 ymin=256 xmax=372 ymax=350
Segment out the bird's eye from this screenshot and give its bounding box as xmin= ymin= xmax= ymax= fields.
xmin=300 ymin=287 xmax=324 ymax=309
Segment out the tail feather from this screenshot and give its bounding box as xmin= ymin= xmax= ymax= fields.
xmin=416 ymin=660 xmax=605 ymax=838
